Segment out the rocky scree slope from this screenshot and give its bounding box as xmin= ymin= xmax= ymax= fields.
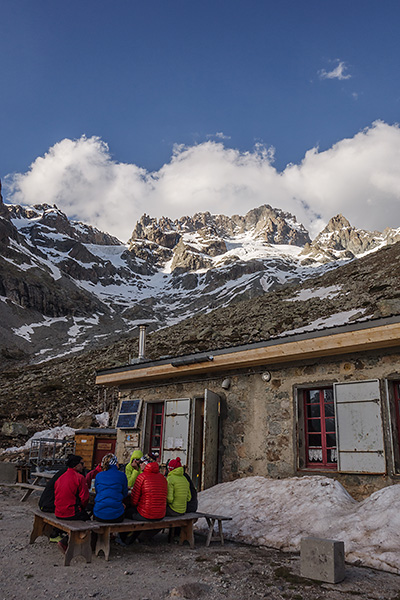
xmin=1 ymin=238 xmax=400 ymax=451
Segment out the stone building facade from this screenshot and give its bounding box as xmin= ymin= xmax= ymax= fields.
xmin=96 ymin=316 xmax=400 ymax=499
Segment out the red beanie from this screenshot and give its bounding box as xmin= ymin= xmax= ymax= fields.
xmin=168 ymin=457 xmax=182 ymax=471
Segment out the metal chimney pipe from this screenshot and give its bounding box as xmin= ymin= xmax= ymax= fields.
xmin=138 ymin=324 xmax=148 ymax=360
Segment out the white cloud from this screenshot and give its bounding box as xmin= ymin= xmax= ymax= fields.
xmin=4 ymin=121 xmax=400 ymax=242
xmin=206 ymin=132 xmax=232 ymax=140
xmin=319 ymin=59 xmax=351 ymax=81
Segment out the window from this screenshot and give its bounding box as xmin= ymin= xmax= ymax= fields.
xmin=303 ymin=387 xmax=337 ymax=469
xmin=148 ymin=402 xmax=164 ymax=459
xmin=116 ymin=399 xmax=142 ymax=429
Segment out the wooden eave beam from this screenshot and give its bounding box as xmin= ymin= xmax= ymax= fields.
xmin=95 ymin=322 xmax=400 ymax=386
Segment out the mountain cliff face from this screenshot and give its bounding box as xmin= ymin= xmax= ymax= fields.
xmin=1 ymin=182 xmax=400 ymax=369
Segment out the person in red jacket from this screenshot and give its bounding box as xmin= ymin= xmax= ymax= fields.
xmin=117 ymin=455 xmax=167 ymax=546
xmin=54 ymin=454 xmax=90 ymax=521
xmin=130 ymin=454 xmax=167 ymax=520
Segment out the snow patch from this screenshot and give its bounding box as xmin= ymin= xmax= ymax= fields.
xmin=197 ymin=476 xmax=400 ymax=575
xmin=2 ymin=425 xmax=75 ymax=453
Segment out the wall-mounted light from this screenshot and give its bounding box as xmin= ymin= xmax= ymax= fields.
xmin=261 ymin=371 xmax=271 ymax=382
xmin=221 ymin=378 xmax=231 ymax=390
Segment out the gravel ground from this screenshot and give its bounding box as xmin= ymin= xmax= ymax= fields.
xmin=0 ymin=486 xmax=399 ymax=600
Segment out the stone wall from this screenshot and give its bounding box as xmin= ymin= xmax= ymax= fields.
xmin=114 ymin=347 xmax=400 ymax=499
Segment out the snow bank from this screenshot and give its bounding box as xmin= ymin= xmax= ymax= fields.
xmin=197 ymin=475 xmax=400 ymax=575
xmin=1 ymin=425 xmax=75 ymax=453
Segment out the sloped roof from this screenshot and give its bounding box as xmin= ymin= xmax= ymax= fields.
xmin=96 ymin=315 xmax=400 ymax=386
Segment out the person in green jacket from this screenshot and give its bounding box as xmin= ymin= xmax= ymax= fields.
xmin=166 ymin=457 xmax=191 ymax=516
xmin=125 ymin=449 xmax=143 ymax=488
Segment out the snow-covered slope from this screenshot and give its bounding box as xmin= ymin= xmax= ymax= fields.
xmin=1 ymin=188 xmax=400 ymax=366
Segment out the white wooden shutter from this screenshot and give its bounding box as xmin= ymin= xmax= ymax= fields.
xmin=162 ymin=398 xmax=191 ymax=465
xmin=201 ymin=389 xmax=219 ymax=490
xmin=334 ymin=380 xmax=385 ymax=473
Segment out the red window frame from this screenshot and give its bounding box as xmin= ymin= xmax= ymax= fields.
xmin=394 ymin=382 xmax=400 ymax=451
xmin=303 ymin=387 xmax=337 ymax=470
xmin=149 ymin=402 xmax=164 ymax=461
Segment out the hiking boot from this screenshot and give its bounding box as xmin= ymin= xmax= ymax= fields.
xmin=57 ymin=538 xmax=68 ymax=554
xmin=115 ymin=534 xmax=127 ymax=547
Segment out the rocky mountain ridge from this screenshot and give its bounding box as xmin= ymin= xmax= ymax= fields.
xmin=1 ymin=178 xmax=400 ymax=370
xmin=1 ymin=235 xmax=400 ymax=451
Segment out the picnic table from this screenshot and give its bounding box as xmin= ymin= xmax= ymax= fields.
xmin=15 ymin=471 xmax=56 ymax=502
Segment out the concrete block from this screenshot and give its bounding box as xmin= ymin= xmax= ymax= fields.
xmin=300 ymin=537 xmax=345 ymax=583
xmin=0 ymin=462 xmax=17 ymax=484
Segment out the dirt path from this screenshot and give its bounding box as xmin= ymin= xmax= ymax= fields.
xmin=0 ymin=486 xmax=399 ymax=600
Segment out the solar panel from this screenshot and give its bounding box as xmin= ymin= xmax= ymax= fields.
xmin=116 ymin=399 xmax=142 ymax=429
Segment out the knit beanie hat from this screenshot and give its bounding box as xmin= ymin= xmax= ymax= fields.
xmin=101 ymin=453 xmax=118 ymax=470
xmin=139 ymin=454 xmax=154 ymax=466
xmin=168 ymin=457 xmax=182 ymax=471
xmin=67 ymin=454 xmax=83 ymax=468
xmin=131 ymin=450 xmax=143 ymax=460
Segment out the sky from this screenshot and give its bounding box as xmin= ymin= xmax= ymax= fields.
xmin=1 ymin=1 xmax=400 ymax=241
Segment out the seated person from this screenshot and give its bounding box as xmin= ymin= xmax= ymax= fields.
xmin=93 ymin=454 xmax=128 ymax=523
xmin=39 ymin=465 xmax=67 ymax=513
xmin=183 ymin=468 xmax=198 ymax=513
xmin=129 ymin=454 xmax=167 ymax=520
xmin=54 ymin=454 xmax=90 ymax=521
xmin=125 ymin=449 xmax=143 ymax=487
xmin=85 ymin=463 xmax=102 ymax=490
xmin=166 ymin=457 xmax=191 ymax=516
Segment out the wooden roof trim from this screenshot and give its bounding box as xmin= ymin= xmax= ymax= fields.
xmin=95 ymin=321 xmax=400 ymax=386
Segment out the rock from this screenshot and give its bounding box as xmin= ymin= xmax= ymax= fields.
xmin=1 ymin=422 xmax=28 ymax=436
xmin=168 ymin=583 xmax=210 ymax=598
xmin=70 ymin=411 xmax=95 ymax=429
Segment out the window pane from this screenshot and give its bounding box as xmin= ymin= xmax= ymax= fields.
xmin=307 ymin=419 xmax=321 ymax=433
xmin=326 ymin=433 xmax=336 ymax=447
xmin=325 ymin=418 xmax=336 ymax=432
xmin=307 ymin=404 xmax=320 ymax=418
xmin=308 ymin=390 xmax=320 ymax=403
xmin=324 ymin=403 xmax=335 ymax=417
xmin=308 ymin=434 xmax=322 ymax=447
xmin=324 ymin=389 xmax=334 ymax=403
xmin=327 ymin=448 xmax=338 ymax=463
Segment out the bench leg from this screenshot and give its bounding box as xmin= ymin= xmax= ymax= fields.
xmin=95 ymin=527 xmax=111 ymax=561
xmin=179 ymin=521 xmax=195 ymax=549
xmin=30 ymin=515 xmax=53 ymax=544
xmin=205 ymin=517 xmax=215 ymax=547
xmin=64 ymin=530 xmax=92 ymax=567
xmin=218 ymin=520 xmax=224 ymax=546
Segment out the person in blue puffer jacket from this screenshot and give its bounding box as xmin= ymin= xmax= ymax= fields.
xmin=93 ymin=454 xmax=128 ymax=523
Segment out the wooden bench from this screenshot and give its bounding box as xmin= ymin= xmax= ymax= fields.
xmin=196 ymin=512 xmax=232 ymax=547
xmin=30 ymin=510 xmax=232 ymax=566
xmin=30 ymin=510 xmax=101 ymax=566
xmin=95 ymin=512 xmax=200 ymax=561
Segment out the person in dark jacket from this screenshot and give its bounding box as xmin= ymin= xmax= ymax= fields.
xmin=38 ymin=466 xmax=67 ymax=513
xmin=93 ymin=454 xmax=128 ymax=523
xmin=183 ymin=468 xmax=198 ymax=513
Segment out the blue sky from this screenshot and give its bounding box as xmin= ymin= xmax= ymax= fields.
xmin=1 ymin=1 xmax=400 ymax=240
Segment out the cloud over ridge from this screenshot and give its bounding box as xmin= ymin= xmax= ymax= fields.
xmin=4 ymin=121 xmax=400 ymax=242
